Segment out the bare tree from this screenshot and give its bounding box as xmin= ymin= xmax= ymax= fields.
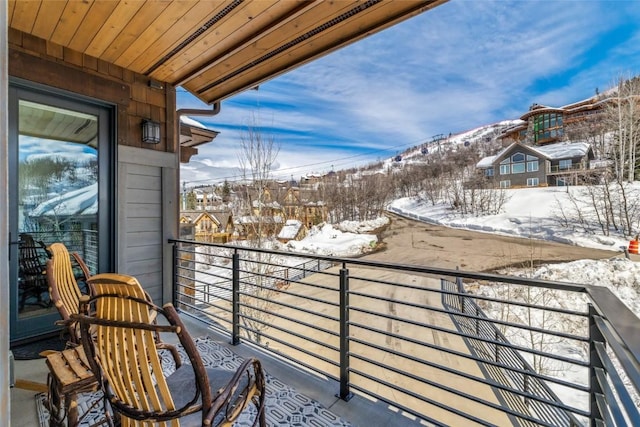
xmin=237 ymin=115 xmax=281 ymax=245
xmin=235 ymin=114 xmax=282 ymax=344
xmin=602 ymin=76 xmax=640 ymax=182
xmin=552 ymin=182 xmax=640 ymax=238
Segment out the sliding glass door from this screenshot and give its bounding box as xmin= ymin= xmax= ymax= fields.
xmin=9 ymin=83 xmax=114 ymax=342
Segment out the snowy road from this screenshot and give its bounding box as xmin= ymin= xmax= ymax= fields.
xmin=363 ymin=212 xmax=623 ymax=272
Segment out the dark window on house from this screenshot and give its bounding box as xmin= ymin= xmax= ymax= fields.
xmin=502 ymin=152 xmax=527 ymax=174
xmin=512 ymin=163 xmax=525 ymax=173
xmin=485 ymin=168 xmax=494 ymax=177
xmin=559 ymin=159 xmax=572 ymax=170
xmin=533 ymin=113 xmax=563 ymax=143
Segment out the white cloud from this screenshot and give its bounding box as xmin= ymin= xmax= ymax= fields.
xmin=180 ymin=1 xmax=640 ymax=185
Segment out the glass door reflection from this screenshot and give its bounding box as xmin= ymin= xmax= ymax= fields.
xmin=14 ymin=97 xmax=99 ymax=334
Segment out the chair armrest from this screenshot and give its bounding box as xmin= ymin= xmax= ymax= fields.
xmin=204 ymin=357 xmax=265 ymax=425
xmin=71 ymin=252 xmax=91 ymax=282
xmin=156 ymin=342 xmax=183 ymax=369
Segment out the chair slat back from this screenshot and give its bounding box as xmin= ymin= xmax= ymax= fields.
xmin=47 ymin=243 xmax=83 ymax=321
xmin=87 ymin=274 xmax=178 ymax=427
xmin=19 ymin=233 xmax=47 ymax=275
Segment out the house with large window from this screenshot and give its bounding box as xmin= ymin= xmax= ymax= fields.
xmin=499 ymin=95 xmax=610 ymax=146
xmin=477 ymin=141 xmax=596 ymax=188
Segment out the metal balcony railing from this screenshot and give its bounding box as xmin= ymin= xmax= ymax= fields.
xmin=547 ymin=164 xmax=585 ymax=174
xmin=169 ymin=239 xmax=640 ymax=427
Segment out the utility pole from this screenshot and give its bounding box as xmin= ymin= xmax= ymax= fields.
xmin=182 ymin=181 xmax=187 ymax=210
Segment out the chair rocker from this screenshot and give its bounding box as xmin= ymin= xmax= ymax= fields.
xmin=73 ymin=273 xmax=266 ymax=427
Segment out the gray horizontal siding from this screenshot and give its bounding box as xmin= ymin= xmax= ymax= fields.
xmin=118 ymin=146 xmax=177 ymax=304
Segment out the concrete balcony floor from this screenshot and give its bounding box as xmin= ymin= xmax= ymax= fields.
xmin=11 ymin=314 xmax=428 ymax=427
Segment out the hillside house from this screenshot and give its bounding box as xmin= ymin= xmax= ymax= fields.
xmin=280 ymin=186 xmax=328 ymax=228
xmin=300 ymin=173 xmax=324 ymax=188
xmin=193 ymin=187 xmax=223 ymax=210
xmin=281 ymin=186 xmax=302 ymax=220
xmin=302 ymin=201 xmax=328 ymax=228
xmin=180 ymin=210 xmax=233 ymax=242
xmin=477 ymin=141 xmax=596 ymax=188
xmin=235 ymin=215 xmax=284 ymax=241
xmin=499 ymin=95 xmax=611 ymax=146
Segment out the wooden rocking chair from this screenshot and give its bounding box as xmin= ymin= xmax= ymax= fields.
xmin=46 ymin=242 xmax=92 ymax=346
xmin=73 ymin=273 xmax=266 ymax=427
xmin=18 ymin=233 xmax=51 ymax=310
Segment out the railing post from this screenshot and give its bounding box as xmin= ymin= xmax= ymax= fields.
xmin=172 ymin=242 xmax=178 ymax=307
xmin=338 ymin=263 xmax=353 ymax=400
xmin=588 ymin=304 xmax=604 ymax=427
xmin=456 ymin=267 xmax=464 ymax=310
xmin=231 ymin=251 xmax=240 ymax=345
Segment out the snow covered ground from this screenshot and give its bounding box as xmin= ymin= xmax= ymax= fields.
xmin=389 ymin=185 xmax=635 ymax=252
xmin=386 ymin=185 xmax=640 ymax=316
xmin=282 ymin=219 xmax=384 ymax=257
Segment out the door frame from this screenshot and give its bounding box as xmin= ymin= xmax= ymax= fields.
xmin=8 ymin=79 xmax=116 ymax=343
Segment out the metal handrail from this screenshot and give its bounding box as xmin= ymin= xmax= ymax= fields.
xmin=169 ymin=238 xmax=640 ymax=427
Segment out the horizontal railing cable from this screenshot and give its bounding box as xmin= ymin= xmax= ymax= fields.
xmin=237 ymin=294 xmax=339 ymax=331
xmin=350 ymin=341 xmax=589 ymax=421
xmin=442 ymin=279 xmax=583 ymax=426
xmin=170 ymin=239 xmax=640 ymax=427
xmin=236 ymin=310 xmax=339 ymax=355
xmin=348 ymin=321 xmax=589 ymax=394
xmin=236 ymin=324 xmax=340 ymax=378
xmin=350 ymin=304 xmax=589 ymax=368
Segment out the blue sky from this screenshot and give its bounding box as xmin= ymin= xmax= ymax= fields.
xmin=178 ymin=0 xmax=640 ymax=186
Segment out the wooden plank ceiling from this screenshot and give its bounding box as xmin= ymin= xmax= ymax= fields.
xmin=9 ymin=0 xmax=447 ymax=104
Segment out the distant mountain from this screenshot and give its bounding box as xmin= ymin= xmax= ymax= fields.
xmin=362 ymin=120 xmax=522 ymax=173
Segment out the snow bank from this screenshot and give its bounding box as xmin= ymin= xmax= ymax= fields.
xmin=285 ymin=223 xmax=377 ymax=256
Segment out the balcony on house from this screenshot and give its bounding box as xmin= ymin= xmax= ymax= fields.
xmin=11 ymin=234 xmax=640 ymax=426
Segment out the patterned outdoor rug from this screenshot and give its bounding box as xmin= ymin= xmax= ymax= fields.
xmin=36 ymin=337 xmax=351 ymax=426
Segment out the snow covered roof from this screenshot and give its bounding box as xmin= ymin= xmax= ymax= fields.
xmin=278 ymin=220 xmax=303 ymax=240
xmin=30 ymin=183 xmax=97 ymax=217
xmin=252 ymin=200 xmax=282 ymax=209
xmin=477 ymin=141 xmax=592 ymax=168
xmin=476 ymin=155 xmax=497 ymax=168
xmin=180 ymin=116 xmax=207 ymax=129
xmin=533 ymin=142 xmax=592 ymax=159
xmin=237 ymin=216 xmax=283 ymax=224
